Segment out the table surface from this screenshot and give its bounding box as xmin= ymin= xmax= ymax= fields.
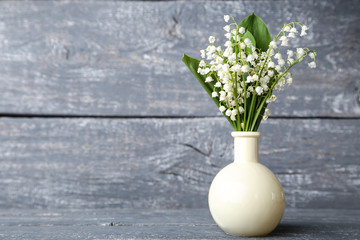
xmin=0 ymin=208 xmax=359 ymax=240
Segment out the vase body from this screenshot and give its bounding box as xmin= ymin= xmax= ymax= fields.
xmin=208 ymin=132 xmax=285 ymax=237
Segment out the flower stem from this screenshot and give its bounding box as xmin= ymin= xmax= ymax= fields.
xmin=249 ymin=51 xmax=311 ymax=130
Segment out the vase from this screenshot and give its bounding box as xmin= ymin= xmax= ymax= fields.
xmin=208 ymin=132 xmax=285 ymax=237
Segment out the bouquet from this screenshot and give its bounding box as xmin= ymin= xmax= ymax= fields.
xmin=183 ymin=13 xmax=317 ymax=131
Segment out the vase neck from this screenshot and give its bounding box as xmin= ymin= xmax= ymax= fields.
xmin=231 ymin=132 xmax=261 ymax=163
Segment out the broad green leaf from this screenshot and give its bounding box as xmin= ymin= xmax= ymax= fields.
xmin=243 ymin=30 xmax=256 ymax=55
xmin=239 ymin=13 xmax=272 ymax=52
xmin=182 ymin=54 xmax=215 ymax=102
xmin=182 ymin=54 xmax=235 ymax=128
xmin=243 ymin=30 xmax=256 ymax=47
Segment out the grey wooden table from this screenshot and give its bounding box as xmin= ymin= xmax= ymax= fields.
xmin=1 ymin=208 xmax=359 ymax=240
xmin=0 ymin=0 xmax=359 ymax=239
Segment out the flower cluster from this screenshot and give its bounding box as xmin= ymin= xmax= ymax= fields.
xmin=197 ymin=15 xmax=317 ymax=131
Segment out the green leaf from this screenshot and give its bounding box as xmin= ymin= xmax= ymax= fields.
xmin=243 ymin=30 xmax=256 ymax=55
xmin=182 ymin=54 xmax=235 ymax=129
xmin=243 ymin=30 xmax=256 ymax=46
xmin=239 ymin=12 xmax=272 ymax=52
xmin=182 ymin=54 xmax=215 ymax=103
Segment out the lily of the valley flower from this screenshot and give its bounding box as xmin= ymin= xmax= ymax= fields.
xmin=190 ymin=14 xmax=317 ymax=131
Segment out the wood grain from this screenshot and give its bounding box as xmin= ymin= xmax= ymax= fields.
xmin=0 ymin=208 xmax=359 ymax=239
xmin=0 ymin=118 xmax=358 ymax=209
xmin=0 ymin=1 xmax=359 ymax=117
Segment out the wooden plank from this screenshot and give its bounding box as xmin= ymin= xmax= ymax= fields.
xmin=0 ymin=118 xmax=359 ymax=209
xmin=0 ymin=1 xmax=359 ymax=117
xmin=0 ymin=208 xmax=359 ymax=239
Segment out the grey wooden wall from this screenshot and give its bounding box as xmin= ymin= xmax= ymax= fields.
xmin=0 ymin=0 xmax=359 ymax=210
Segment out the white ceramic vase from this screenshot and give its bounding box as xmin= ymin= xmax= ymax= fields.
xmin=208 ymin=132 xmax=285 ymax=237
